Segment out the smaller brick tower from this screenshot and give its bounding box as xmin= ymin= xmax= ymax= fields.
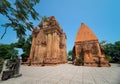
xmin=74 ymin=23 xmax=110 ymax=67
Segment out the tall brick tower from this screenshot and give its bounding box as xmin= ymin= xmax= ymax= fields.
xmin=28 ymin=16 xmax=67 ymax=65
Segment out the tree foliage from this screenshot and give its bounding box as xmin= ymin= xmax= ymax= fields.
xmin=11 ymin=35 xmax=32 ymax=62
xmin=100 ymin=41 xmax=120 ymax=63
xmin=0 ymin=0 xmax=40 ymax=39
xmin=0 ymin=44 xmax=18 ymax=59
xmin=67 ymin=50 xmax=75 ymax=61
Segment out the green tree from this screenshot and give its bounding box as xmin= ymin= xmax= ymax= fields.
xmin=11 ymin=35 xmax=32 ymax=62
xmin=112 ymin=41 xmax=120 ymax=62
xmin=0 ymin=0 xmax=40 ymax=39
xmin=0 ymin=44 xmax=18 ymax=59
xmin=68 ymin=50 xmax=74 ymax=61
xmin=101 ymin=41 xmax=120 ymax=63
xmin=21 ymin=36 xmax=32 ymax=62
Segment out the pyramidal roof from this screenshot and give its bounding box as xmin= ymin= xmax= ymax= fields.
xmin=75 ymin=23 xmax=98 ymax=42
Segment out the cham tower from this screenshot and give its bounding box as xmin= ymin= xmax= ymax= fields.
xmin=28 ymin=16 xmax=67 ymax=65
xmin=73 ymin=23 xmax=110 ymax=67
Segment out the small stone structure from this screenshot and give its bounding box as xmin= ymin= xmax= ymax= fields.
xmin=73 ymin=23 xmax=110 ymax=67
xmin=28 ymin=16 xmax=67 ymax=65
xmin=1 ymin=57 xmax=22 ymax=80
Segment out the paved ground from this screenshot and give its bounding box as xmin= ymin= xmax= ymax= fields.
xmin=0 ymin=63 xmax=120 ymax=84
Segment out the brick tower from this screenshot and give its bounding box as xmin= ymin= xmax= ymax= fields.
xmin=28 ymin=16 xmax=67 ymax=65
xmin=74 ymin=23 xmax=110 ymax=67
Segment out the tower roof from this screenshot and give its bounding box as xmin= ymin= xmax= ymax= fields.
xmin=75 ymin=23 xmax=98 ymax=42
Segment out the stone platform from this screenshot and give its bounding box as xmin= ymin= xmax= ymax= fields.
xmin=0 ymin=63 xmax=120 ymax=84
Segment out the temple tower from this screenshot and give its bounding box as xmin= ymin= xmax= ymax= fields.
xmin=74 ymin=23 xmax=110 ymax=67
xmin=28 ymin=16 xmax=67 ymax=65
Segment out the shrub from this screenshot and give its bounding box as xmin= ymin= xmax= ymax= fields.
xmin=76 ymin=57 xmax=83 ymax=63
xmin=105 ymin=55 xmax=112 ymax=61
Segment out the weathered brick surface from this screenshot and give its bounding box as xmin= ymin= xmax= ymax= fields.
xmin=74 ymin=23 xmax=110 ymax=67
xmin=28 ymin=16 xmax=67 ymax=65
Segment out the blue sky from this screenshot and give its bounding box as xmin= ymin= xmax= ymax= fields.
xmin=0 ymin=0 xmax=120 ymax=53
